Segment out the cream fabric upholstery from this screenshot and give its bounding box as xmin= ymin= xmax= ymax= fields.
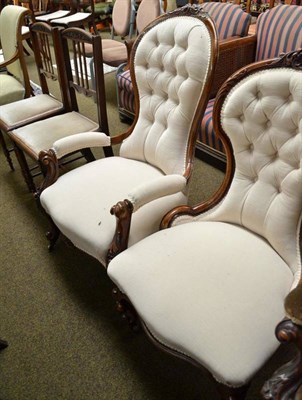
xmin=53 ymin=131 xmax=111 ymax=159
xmin=39 ymin=9 xmax=215 ymax=267
xmin=11 ymin=112 xmax=98 ymax=159
xmin=40 ymin=157 xmax=187 ymax=265
xmin=0 ymin=74 xmax=25 ymax=106
xmin=108 ymin=222 xmax=293 ymax=386
xmin=0 ymin=94 xmax=63 ymax=130
xmin=0 ymin=5 xmax=25 ymax=82
xmin=177 ymin=69 xmax=302 ymax=284
xmin=120 ymin=16 xmax=212 ymax=176
xmin=107 ymin=66 xmax=302 ymax=388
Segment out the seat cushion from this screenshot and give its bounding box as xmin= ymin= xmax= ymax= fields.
xmin=0 ymin=74 xmax=25 ymax=106
xmin=108 ymin=221 xmax=293 ymax=386
xmin=0 ymin=94 xmax=63 ymax=131
xmin=9 ymin=111 xmax=98 ymax=159
xmin=40 ymin=156 xmax=187 ymax=265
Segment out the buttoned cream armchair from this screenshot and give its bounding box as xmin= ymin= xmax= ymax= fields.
xmin=36 ymin=5 xmax=218 ymax=267
xmin=108 ymin=50 xmax=302 ymax=400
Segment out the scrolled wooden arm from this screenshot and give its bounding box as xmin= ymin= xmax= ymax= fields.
xmin=35 ymin=149 xmax=60 ymax=197
xmin=107 ymin=199 xmax=134 ymax=266
xmin=261 ymin=318 xmax=302 ymax=399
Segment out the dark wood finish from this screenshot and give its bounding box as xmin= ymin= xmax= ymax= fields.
xmin=112 ymin=286 xmax=140 ymax=331
xmin=261 ymin=320 xmax=302 ymax=400
xmin=107 ymin=200 xmax=134 ymax=265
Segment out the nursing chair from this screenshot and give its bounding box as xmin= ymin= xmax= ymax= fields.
xmin=0 ymin=5 xmax=32 ymax=170
xmin=116 ymin=1 xmax=251 ymax=121
xmin=108 ymin=49 xmax=302 ymax=400
xmin=8 ymin=27 xmax=113 ymax=192
xmin=197 ymin=4 xmax=302 ymax=168
xmin=36 ymin=5 xmax=218 ymax=267
xmin=0 ymin=22 xmax=69 ymax=179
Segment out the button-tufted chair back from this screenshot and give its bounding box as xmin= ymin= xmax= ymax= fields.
xmin=202 ymin=53 xmax=302 ymax=284
xmin=120 ymin=7 xmax=217 ymax=176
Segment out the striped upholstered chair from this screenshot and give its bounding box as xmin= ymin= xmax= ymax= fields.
xmin=198 ymin=4 xmax=302 ymax=168
xmin=116 ymin=2 xmax=252 ymax=121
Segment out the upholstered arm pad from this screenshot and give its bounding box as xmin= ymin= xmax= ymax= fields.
xmin=285 ymin=284 xmax=302 ymax=326
xmin=53 ymin=132 xmax=111 ymax=159
xmin=128 ymin=175 xmax=187 ymax=212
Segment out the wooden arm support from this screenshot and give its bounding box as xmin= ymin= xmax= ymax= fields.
xmin=35 ymin=149 xmax=60 ymax=197
xmin=107 ymin=199 xmax=134 ymax=266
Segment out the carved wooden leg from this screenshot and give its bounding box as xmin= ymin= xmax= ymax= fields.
xmin=0 ymin=339 xmax=8 ymax=350
xmin=46 ymin=218 xmax=60 ymax=252
xmin=14 ymin=144 xmax=36 ymax=192
xmin=0 ymin=130 xmax=14 ymax=171
xmin=215 ymin=381 xmax=250 ymax=400
xmin=261 ymin=319 xmax=302 ymax=400
xmin=112 ymin=287 xmax=140 ymax=332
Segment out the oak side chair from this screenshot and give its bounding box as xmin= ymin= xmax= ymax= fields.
xmin=0 ymin=22 xmax=70 ymax=186
xmin=0 ymin=5 xmax=32 ymax=170
xmin=36 ymin=5 xmax=218 ymax=267
xmin=8 ymin=27 xmax=113 ymax=193
xmin=108 ymin=50 xmax=302 ymax=400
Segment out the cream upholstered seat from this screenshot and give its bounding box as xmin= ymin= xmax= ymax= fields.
xmin=8 ymin=27 xmax=113 ymax=192
xmin=108 ymin=50 xmax=302 ymax=399
xmin=0 ymin=5 xmax=32 ymax=170
xmin=0 ymin=22 xmax=69 ymax=180
xmin=36 ymin=5 xmax=218 ymax=267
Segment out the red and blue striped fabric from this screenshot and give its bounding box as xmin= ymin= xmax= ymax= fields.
xmin=256 ymin=5 xmax=302 ymax=61
xmin=202 ymin=2 xmax=252 ymax=39
xmin=117 ymin=69 xmax=135 ymax=114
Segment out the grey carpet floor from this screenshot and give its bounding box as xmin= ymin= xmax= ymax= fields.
xmin=0 ymin=51 xmax=295 ymax=400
